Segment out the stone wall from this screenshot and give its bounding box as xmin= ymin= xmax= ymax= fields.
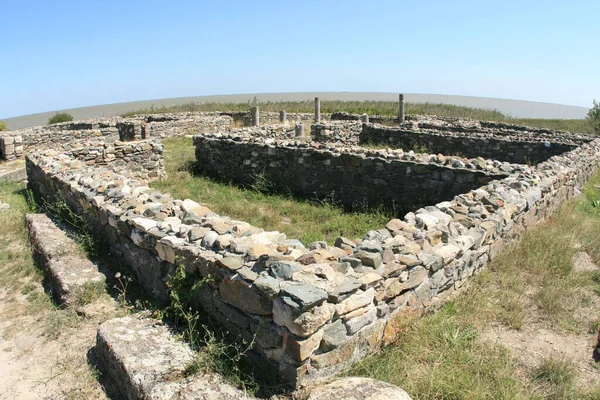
xmin=0 ymin=135 xmax=24 ymax=161
xmin=39 ymin=139 xmax=165 ymax=181
xmin=310 ymin=122 xmax=362 ymax=144
xmin=193 ymin=134 xmax=511 ymax=215
xmin=24 ymin=131 xmax=600 ymax=389
xmin=360 ymin=124 xmax=583 ymax=164
xmin=22 ymin=109 xmax=600 ymax=390
xmin=222 ymin=111 xmax=322 ymax=126
xmin=0 ymin=113 xmax=233 ymax=160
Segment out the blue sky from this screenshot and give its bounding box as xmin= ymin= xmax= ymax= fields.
xmin=1 ymin=0 xmax=598 ymax=118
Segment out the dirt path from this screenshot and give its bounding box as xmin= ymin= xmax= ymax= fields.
xmin=482 ymin=324 xmax=600 ymax=387
xmin=0 ymin=287 xmax=117 ymax=400
xmin=481 ymin=251 xmax=600 ymax=389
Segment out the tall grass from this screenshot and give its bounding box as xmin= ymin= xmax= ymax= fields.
xmin=121 ymin=100 xmax=595 ymax=134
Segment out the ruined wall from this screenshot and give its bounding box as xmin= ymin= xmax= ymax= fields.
xmin=0 ymin=113 xmax=233 ymax=160
xmin=64 ymin=139 xmax=165 ymax=180
xmin=23 ymin=108 xmax=600 ymax=390
xmin=24 ymin=134 xmax=600 ymax=389
xmin=310 ymin=122 xmax=362 ymax=144
xmin=360 ymin=124 xmax=581 ymax=164
xmin=193 ymin=134 xmax=509 ymax=215
xmin=0 ymin=135 xmax=24 ymax=161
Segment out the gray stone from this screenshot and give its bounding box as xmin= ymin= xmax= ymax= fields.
xmin=320 ymin=319 xmax=348 ymax=351
xmin=418 ymin=252 xmax=444 ymax=272
xmin=309 ymin=241 xmax=328 ymax=250
xmin=270 ymin=260 xmax=302 ymax=280
xmin=216 ymin=256 xmax=244 ymax=271
xmin=282 ymin=283 xmax=328 ymax=310
xmin=284 ymin=239 xmax=306 ymax=249
xmin=237 ymin=266 xmax=259 ymax=282
xmin=200 ymin=230 xmax=218 ymax=248
xmin=335 ymin=236 xmax=356 ymax=250
xmin=344 ymin=307 xmax=377 ymax=335
xmin=96 ymin=315 xmax=246 ymax=400
xmin=402 ymin=266 xmax=428 ymax=291
xmin=253 ymin=275 xmax=280 ymax=298
xmin=26 ymin=214 xmax=106 ymax=305
xmin=329 ymin=277 xmax=362 ymax=303
xmin=354 ymin=251 xmax=382 ymax=268
xmin=356 ymin=239 xmax=383 ymax=253
xmin=306 ymin=377 xmax=412 ymax=400
xmin=340 ymin=256 xmax=362 ymax=268
xmin=376 ymin=302 xmax=390 ymax=317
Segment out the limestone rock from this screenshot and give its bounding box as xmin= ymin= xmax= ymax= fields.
xmin=305 ymin=377 xmax=412 ymax=400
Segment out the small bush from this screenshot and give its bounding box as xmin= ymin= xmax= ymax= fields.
xmin=0 ymin=121 xmax=8 ymax=131
xmin=48 ymin=112 xmax=73 ymax=125
xmin=587 ymin=99 xmax=600 ymax=134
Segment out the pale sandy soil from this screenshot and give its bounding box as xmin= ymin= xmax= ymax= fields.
xmin=0 ymin=286 xmax=119 ymax=400
xmin=482 ymin=252 xmax=600 ymax=389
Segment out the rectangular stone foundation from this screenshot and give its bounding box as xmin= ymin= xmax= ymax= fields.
xmin=25 ymin=129 xmax=600 ymax=390
xmin=360 ymin=124 xmax=585 ymax=164
xmin=193 ymin=135 xmax=508 ymax=215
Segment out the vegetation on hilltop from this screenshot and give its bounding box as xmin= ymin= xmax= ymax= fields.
xmin=0 ymin=121 xmax=8 ymax=131
xmin=587 ymin=99 xmax=600 ymax=134
xmin=48 ymin=112 xmax=73 ymax=125
xmin=121 ymin=100 xmax=596 ymax=134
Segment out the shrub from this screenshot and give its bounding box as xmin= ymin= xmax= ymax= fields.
xmin=587 ymin=99 xmax=600 ymax=134
xmin=48 ymin=112 xmax=73 ymax=125
xmin=0 ymin=121 xmax=7 ymax=131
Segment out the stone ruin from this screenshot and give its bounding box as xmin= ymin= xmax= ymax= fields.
xmin=4 ymin=103 xmax=600 ymax=395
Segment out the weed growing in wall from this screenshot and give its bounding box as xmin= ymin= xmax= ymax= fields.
xmin=588 ymin=99 xmax=600 ymax=135
xmin=165 ymin=262 xmax=258 ymax=393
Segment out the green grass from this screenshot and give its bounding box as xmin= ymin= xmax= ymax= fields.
xmin=121 ymin=100 xmax=595 ymax=134
xmin=151 ymin=137 xmax=391 ymax=244
xmin=0 ymin=182 xmax=39 ymax=290
xmin=346 ymin=170 xmax=600 ymax=399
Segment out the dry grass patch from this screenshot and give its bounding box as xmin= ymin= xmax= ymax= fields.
xmin=347 ymin=172 xmax=600 ymax=399
xmin=0 ymin=182 xmax=122 ymax=399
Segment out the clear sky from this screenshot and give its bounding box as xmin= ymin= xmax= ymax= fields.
xmin=1 ymin=0 xmax=598 ymax=119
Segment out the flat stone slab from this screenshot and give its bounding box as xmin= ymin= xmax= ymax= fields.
xmin=305 ymin=377 xmax=412 ymax=400
xmin=26 ymin=213 xmax=106 ymax=305
xmin=0 ymin=167 xmax=26 ymax=183
xmin=96 ymin=314 xmax=249 ymax=400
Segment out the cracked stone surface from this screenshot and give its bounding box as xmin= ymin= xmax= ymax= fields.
xmin=96 ymin=314 xmax=248 ymax=400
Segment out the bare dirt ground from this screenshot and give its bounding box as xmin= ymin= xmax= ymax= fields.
xmin=0 ymin=286 xmax=119 ymax=400
xmin=482 ymin=251 xmax=600 ymax=389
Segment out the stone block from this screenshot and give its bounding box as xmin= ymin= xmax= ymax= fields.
xmin=96 ymin=315 xmax=246 ymax=399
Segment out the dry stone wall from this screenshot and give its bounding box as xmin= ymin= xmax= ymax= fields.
xmin=193 ymin=134 xmax=512 ymax=215
xmin=360 ymin=124 xmax=585 ymax=164
xmin=25 ymin=126 xmax=600 ymax=389
xmin=0 ymin=112 xmax=234 ymax=160
xmin=0 ymin=135 xmax=24 ymax=160
xmin=63 ymin=139 xmax=165 ymax=180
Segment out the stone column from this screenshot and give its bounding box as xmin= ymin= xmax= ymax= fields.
xmin=361 ymin=114 xmax=369 ymax=124
xmin=398 ymin=94 xmax=405 ymax=125
xmin=295 ymin=122 xmax=304 ymax=137
xmin=280 ymin=110 xmax=287 ymax=123
xmin=314 ymin=97 xmax=321 ymax=123
xmin=251 ymin=106 xmax=259 ymax=127
xmin=141 ymin=123 xmax=148 ymax=139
